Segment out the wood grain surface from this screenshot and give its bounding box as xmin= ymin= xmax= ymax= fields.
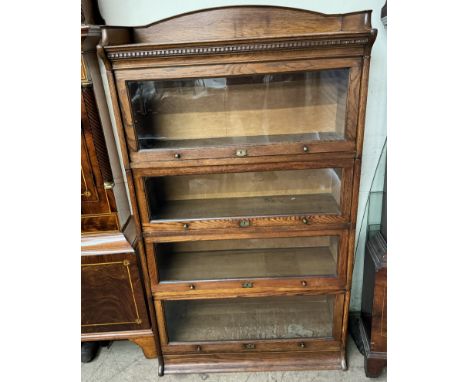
xmin=99 ymin=5 xmax=377 ymax=374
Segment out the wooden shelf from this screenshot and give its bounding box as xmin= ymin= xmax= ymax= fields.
xmin=158 ymin=246 xmax=337 ymax=281
xmin=152 ymin=193 xmax=340 ymax=221
xmin=165 ymin=296 xmax=334 ymax=342
xmin=139 ymin=132 xmax=344 ymax=150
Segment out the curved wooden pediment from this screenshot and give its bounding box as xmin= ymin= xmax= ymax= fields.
xmin=132 ymin=6 xmax=372 ymax=45
xmin=100 ymin=6 xmax=376 ymax=67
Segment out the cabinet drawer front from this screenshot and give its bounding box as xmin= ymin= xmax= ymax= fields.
xmin=116 ymin=58 xmax=362 ymax=160
xmin=156 ymin=294 xmax=344 ymax=354
xmin=147 ymin=231 xmax=348 ymax=297
xmin=135 ymin=160 xmax=353 ymax=231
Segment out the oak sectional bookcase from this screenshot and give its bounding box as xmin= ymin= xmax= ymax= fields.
xmin=99 ymin=6 xmax=376 ymax=375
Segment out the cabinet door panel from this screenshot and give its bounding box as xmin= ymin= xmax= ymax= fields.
xmin=81 ymin=252 xmax=150 ymax=333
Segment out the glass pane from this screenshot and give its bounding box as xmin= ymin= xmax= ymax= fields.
xmin=128 ymin=69 xmax=349 ymax=150
xmin=157 ymin=236 xmax=339 ymax=282
xmin=164 ymin=295 xmax=335 ymax=342
xmin=146 ymin=168 xmax=342 ymax=221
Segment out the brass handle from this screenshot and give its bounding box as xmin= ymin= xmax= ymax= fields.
xmin=189 ymin=284 xmax=195 ymax=290
xmin=301 ymin=280 xmax=307 ymax=287
xmin=174 ymin=153 xmax=181 ymax=159
xmin=196 ymin=345 xmax=201 ymax=352
xmin=303 ymin=146 xmax=309 ymax=152
xmin=103 ymin=181 xmax=115 ymax=190
xmin=299 ymin=342 xmax=306 ymax=348
xmin=302 ymin=217 xmax=309 ymax=224
xmin=244 ymin=343 xmax=256 ymax=349
xmin=183 ymin=223 xmax=189 ymax=229
xmin=239 ymin=220 xmax=250 ymax=228
xmin=242 ymin=282 xmax=253 ymax=288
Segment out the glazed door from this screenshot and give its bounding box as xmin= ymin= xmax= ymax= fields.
xmin=156 ymin=293 xmax=345 ymax=354
xmin=115 ymin=58 xmax=362 ymax=162
xmin=146 ymin=230 xmax=349 ymax=298
xmin=133 ymin=159 xmax=353 ymax=233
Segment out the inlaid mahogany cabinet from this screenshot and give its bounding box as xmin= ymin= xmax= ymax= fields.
xmin=81 ymin=24 xmax=158 ymax=360
xmin=99 ymin=6 xmax=376 ymax=375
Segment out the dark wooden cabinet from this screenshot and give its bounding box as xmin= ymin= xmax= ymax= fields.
xmin=99 ymin=6 xmax=376 ymax=375
xmin=81 ymin=25 xmax=159 ymax=360
xmin=351 ymin=169 xmax=387 ymax=378
xmin=351 ymin=230 xmax=387 ymax=378
xmin=81 ymin=81 xmax=119 ymax=233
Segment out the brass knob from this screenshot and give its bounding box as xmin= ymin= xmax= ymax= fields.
xmin=239 ymin=220 xmax=250 ymax=228
xmin=244 ymin=343 xmax=256 ymax=349
xmin=301 ymin=280 xmax=307 ymax=287
xmin=189 ymin=284 xmax=195 ymax=290
xmin=196 ymin=345 xmax=201 ymax=352
xmin=302 ymin=218 xmax=308 ymax=224
xmin=174 ymin=153 xmax=181 ymax=159
xmin=303 ymin=146 xmax=309 ymax=152
xmin=299 ymin=342 xmax=306 ymax=348
xmin=236 ymin=148 xmax=247 ymax=157
xmin=183 ymin=223 xmax=189 ymax=229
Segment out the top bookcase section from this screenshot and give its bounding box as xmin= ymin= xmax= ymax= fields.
xmin=99 ymin=6 xmax=376 ymax=166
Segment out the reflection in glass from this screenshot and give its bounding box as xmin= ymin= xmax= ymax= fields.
xmin=146 ymin=168 xmax=342 ymax=221
xmin=128 ymin=69 xmax=349 ymax=150
xmin=157 ymin=236 xmax=339 ymax=282
xmin=164 ymin=295 xmax=335 ymax=342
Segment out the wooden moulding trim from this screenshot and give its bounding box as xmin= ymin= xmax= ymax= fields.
xmin=131 ymin=151 xmax=356 ymax=170
xmin=142 ymin=218 xmax=350 ymax=237
xmin=81 ymin=328 xmax=154 ymax=342
xmin=145 ymin=227 xmax=348 ymax=243
xmin=142 ymin=223 xmax=351 ymax=242
xmin=133 ymin=157 xmax=353 ymax=177
xmin=366 ymin=231 xmax=387 ymax=270
xmin=81 ymin=231 xmax=134 ymax=255
xmin=153 ymin=287 xmax=346 ymax=301
xmin=105 ymin=35 xmax=372 ymax=60
xmin=152 ymin=288 xmax=346 ymax=301
xmin=340 ymin=290 xmax=351 ymax=353
xmin=356 ymin=316 xmax=387 ymax=360
xmin=163 ymin=350 xmax=342 ymax=374
xmin=162 ymin=339 xmax=341 ymax=356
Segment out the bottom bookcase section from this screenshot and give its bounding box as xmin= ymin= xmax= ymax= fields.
xmin=156 ymin=293 xmax=345 ymax=354
xmin=165 ymin=295 xmax=334 ymax=342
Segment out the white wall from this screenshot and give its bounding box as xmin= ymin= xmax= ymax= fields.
xmin=98 ymin=0 xmax=387 ymax=310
